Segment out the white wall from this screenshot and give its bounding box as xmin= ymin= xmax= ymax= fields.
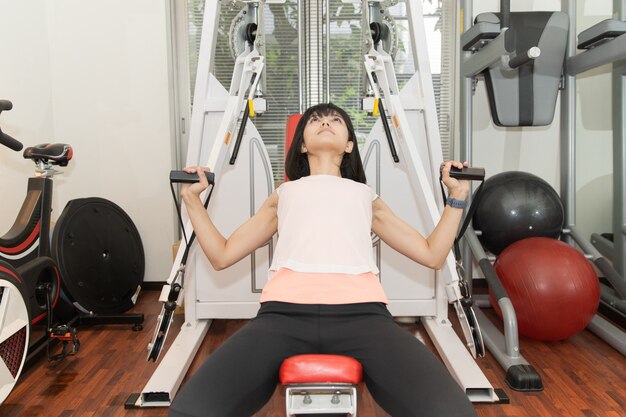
xmin=0 ymin=0 xmax=176 ymax=283
xmin=467 ymin=0 xmax=614 ymax=242
xmin=0 ymin=2 xmax=54 ymax=231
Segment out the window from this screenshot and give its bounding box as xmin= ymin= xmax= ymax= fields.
xmin=183 ymin=0 xmax=451 ymax=182
xmin=188 ymin=0 xmax=299 ymax=179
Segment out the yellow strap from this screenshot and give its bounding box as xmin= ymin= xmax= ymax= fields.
xmin=248 ymin=99 xmax=255 ymax=118
xmin=372 ymin=98 xmax=379 ymax=117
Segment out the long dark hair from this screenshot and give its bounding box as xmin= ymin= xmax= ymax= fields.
xmin=285 ymin=103 xmax=367 ymax=184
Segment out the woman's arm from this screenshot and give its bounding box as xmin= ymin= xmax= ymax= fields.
xmin=181 ymin=166 xmax=278 ymax=271
xmin=371 ymin=161 xmax=469 ymax=270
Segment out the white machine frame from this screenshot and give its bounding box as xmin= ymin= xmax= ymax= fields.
xmin=132 ymin=0 xmax=499 ymax=408
xmin=359 ymin=1 xmax=495 ymax=402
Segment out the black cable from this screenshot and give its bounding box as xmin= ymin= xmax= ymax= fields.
xmin=170 ymin=182 xmax=188 ymax=246
xmin=438 ymin=176 xmax=485 ymax=263
xmin=170 ymin=182 xmax=215 ymax=266
xmin=374 ymin=98 xmax=399 ymax=163
xmin=439 ymin=174 xmax=485 ymax=305
xmin=371 ymin=74 xmax=400 ymax=164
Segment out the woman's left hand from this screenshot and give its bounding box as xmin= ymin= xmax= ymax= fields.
xmin=440 ymin=160 xmax=470 ymax=200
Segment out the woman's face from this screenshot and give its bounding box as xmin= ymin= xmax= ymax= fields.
xmin=301 ymin=111 xmax=353 ymax=155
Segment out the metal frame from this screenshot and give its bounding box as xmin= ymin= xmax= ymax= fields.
xmin=562 ymin=0 xmax=626 ymax=355
xmin=133 ymin=0 xmax=500 ymax=409
xmin=133 ymin=0 xmax=275 ymax=407
xmin=359 ymin=0 xmax=498 ymax=402
xmin=459 ymin=0 xmax=545 ymax=391
xmin=284 ymin=384 xmax=357 ymax=416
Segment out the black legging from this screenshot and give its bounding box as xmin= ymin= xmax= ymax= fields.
xmin=168 ymin=302 xmax=477 ymax=417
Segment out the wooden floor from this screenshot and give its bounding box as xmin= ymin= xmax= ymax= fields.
xmin=2 ymin=290 xmax=625 ymax=417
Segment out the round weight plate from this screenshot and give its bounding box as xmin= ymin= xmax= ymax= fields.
xmin=51 ymin=198 xmax=144 ymax=314
xmin=0 ymin=262 xmax=30 ymax=404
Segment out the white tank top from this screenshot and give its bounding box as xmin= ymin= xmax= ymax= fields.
xmin=269 ymin=175 xmax=379 ymax=275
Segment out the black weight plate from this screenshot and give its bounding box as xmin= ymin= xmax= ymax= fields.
xmin=51 ymin=198 xmax=144 ymax=314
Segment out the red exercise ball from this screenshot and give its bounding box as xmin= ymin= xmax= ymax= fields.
xmin=491 ymin=237 xmax=600 ymax=341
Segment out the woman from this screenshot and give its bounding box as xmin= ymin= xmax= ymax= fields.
xmin=169 ymin=103 xmax=476 ymax=417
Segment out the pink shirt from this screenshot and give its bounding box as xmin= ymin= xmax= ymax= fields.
xmin=261 ymin=175 xmax=388 ymax=304
xmin=260 ymin=268 xmax=388 ymax=304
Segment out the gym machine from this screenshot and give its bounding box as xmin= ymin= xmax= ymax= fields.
xmin=563 ymin=0 xmax=626 ymax=355
xmin=459 ymin=0 xmax=566 ymax=391
xmin=459 ymin=0 xmax=626 ymax=394
xmin=131 ymin=0 xmax=276 ymax=407
xmin=0 ymin=101 xmax=30 ymax=404
xmin=131 ymin=0 xmax=501 ymax=409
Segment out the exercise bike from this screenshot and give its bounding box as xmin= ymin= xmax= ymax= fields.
xmin=0 ymin=99 xmax=144 ymax=403
xmin=0 ymin=98 xmax=53 ymax=403
xmin=0 ymin=97 xmax=77 ymax=348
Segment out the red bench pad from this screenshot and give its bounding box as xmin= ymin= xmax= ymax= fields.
xmin=279 ymin=354 xmax=363 ymax=385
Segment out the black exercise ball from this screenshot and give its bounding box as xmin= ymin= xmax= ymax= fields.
xmin=472 ymin=171 xmax=564 ymax=254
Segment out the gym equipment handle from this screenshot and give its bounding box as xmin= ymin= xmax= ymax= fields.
xmin=447 ymin=166 xmax=485 ymax=181
xmin=478 ymin=258 xmax=509 ymax=301
xmin=0 ymin=129 xmax=23 ymax=152
xmin=0 ymin=99 xmax=23 ymax=151
xmin=0 ymin=100 xmax=13 ymax=112
xmin=508 ymin=47 xmax=541 ymax=69
xmin=169 ymin=170 xmax=215 ymax=185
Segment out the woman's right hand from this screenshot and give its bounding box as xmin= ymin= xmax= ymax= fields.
xmin=180 ymin=166 xmax=211 ymax=203
xmin=440 ymin=160 xmax=470 ymax=201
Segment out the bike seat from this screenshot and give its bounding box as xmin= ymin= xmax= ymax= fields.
xmin=23 ymin=143 xmax=73 ymax=166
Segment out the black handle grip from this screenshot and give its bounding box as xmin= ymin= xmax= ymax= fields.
xmin=508 ymin=47 xmax=541 ymax=69
xmin=0 ymin=129 xmax=23 ymax=152
xmin=0 ymin=100 xmax=13 ymax=112
xmin=170 ymin=170 xmax=215 ymax=185
xmin=0 ymin=99 xmax=22 ymax=151
xmin=446 ymin=166 xmax=485 ymax=181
